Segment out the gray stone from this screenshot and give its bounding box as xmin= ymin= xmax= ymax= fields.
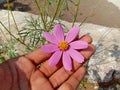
xmin=80 ymin=24 xmax=120 ymax=83
xmin=0 ymin=10 xmax=120 ymax=84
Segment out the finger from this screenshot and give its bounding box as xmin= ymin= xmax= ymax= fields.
xmin=80 ymin=34 xmax=93 ymax=44
xmin=58 ymin=67 xmax=86 ymax=90
xmin=30 ymin=70 xmax=53 ymax=90
xmin=72 ymin=44 xmax=96 ymax=70
xmin=39 ymin=35 xmax=93 ymax=77
xmin=25 ymin=49 xmax=51 ymax=65
xmin=48 ymin=44 xmax=95 ymax=88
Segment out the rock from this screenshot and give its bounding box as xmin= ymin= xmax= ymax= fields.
xmin=77 ymin=23 xmax=120 ymax=83
xmin=0 ymin=10 xmax=120 ymax=84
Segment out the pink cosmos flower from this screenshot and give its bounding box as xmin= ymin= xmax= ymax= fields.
xmin=41 ymin=24 xmax=88 ymax=71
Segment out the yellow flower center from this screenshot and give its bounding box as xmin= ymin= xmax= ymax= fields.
xmin=59 ymin=41 xmax=69 ymax=51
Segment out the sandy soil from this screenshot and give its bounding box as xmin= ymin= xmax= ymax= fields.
xmin=1 ymin=0 xmax=120 ymax=28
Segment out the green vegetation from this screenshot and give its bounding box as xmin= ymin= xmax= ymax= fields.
xmin=0 ymin=0 xmax=81 ymax=62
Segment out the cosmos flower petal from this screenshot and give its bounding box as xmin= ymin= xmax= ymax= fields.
xmin=43 ymin=32 xmax=58 ymax=44
xmin=41 ymin=44 xmax=59 ymax=53
xmin=54 ymin=24 xmax=64 ymax=42
xmin=63 ymin=51 xmax=72 ymax=71
xmin=70 ymin=40 xmax=88 ymax=50
xmin=68 ymin=48 xmax=84 ymax=63
xmin=48 ymin=50 xmax=62 ymax=66
xmin=41 ymin=24 xmax=87 ymax=71
xmin=65 ymin=26 xmax=80 ymax=43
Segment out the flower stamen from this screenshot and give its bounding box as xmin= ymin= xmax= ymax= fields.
xmin=59 ymin=41 xmax=69 ymax=51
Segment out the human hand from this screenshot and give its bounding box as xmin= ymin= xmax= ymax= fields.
xmin=0 ymin=35 xmax=95 ymax=90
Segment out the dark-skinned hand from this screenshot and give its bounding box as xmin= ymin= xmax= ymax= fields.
xmin=0 ymin=35 xmax=95 ymax=90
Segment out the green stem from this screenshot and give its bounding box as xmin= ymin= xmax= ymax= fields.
xmin=43 ymin=0 xmax=47 ymax=23
xmin=72 ymin=0 xmax=80 ymax=27
xmin=7 ymin=0 xmax=11 ymax=39
xmin=6 ymin=0 xmax=22 ymax=40
xmin=79 ymin=16 xmax=88 ymax=26
xmin=50 ymin=0 xmax=62 ymax=27
xmin=34 ymin=0 xmax=46 ymax=30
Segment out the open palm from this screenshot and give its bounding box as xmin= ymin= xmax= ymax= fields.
xmin=0 ymin=35 xmax=95 ymax=90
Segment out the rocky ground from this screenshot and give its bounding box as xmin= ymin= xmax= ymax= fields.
xmin=1 ymin=0 xmax=120 ymax=28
